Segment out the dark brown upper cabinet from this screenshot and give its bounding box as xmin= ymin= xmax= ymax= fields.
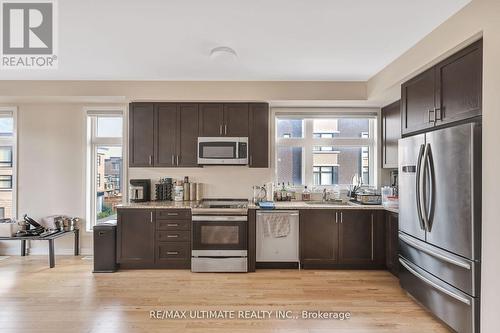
xmin=401 ymin=67 xmax=436 ymax=136
xmin=155 ymin=103 xmax=199 ymax=168
xmin=129 ymin=103 xmax=155 ymax=167
xmin=117 ymin=209 xmax=155 ymax=265
xmin=155 ymin=103 xmax=178 ymax=167
xmin=224 ymin=103 xmax=249 ymax=137
xmin=199 ymin=103 xmax=224 ymax=136
xmin=381 ymin=100 xmax=401 ymax=169
xmin=177 ymin=104 xmax=200 ymax=167
xmin=435 ymin=39 xmax=482 ymax=125
xmin=300 ymin=209 xmax=338 ymax=267
xmin=401 ymin=39 xmax=482 ymax=136
xmin=199 ymin=103 xmax=249 ymax=137
xmin=249 ymin=103 xmax=269 ymax=168
xmin=130 ymin=102 xmax=269 ymax=168
xmin=338 ymin=210 xmax=384 ymax=265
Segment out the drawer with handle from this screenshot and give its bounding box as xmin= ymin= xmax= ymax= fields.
xmin=157 ymin=230 xmax=190 ymax=242
xmin=157 ymin=220 xmax=191 ymax=231
xmin=156 ymin=209 xmax=191 ymax=220
xmin=157 ymin=242 xmax=190 ymax=260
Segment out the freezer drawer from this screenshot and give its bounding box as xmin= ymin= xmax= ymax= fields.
xmin=399 ymin=232 xmax=480 ymax=296
xmin=399 ymin=257 xmax=479 ymax=333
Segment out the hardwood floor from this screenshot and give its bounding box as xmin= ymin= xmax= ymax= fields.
xmin=0 ymin=256 xmax=450 ymax=333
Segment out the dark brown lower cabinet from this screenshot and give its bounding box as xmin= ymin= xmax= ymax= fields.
xmin=300 ymin=209 xmax=338 ymax=268
xmin=117 ymin=209 xmax=155 ymax=266
xmin=385 ymin=212 xmax=399 ymax=276
xmin=117 ymin=209 xmax=191 ymax=269
xmin=300 ymin=209 xmax=385 ymax=269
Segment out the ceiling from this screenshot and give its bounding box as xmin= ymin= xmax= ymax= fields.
xmin=1 ymin=0 xmax=470 ymax=81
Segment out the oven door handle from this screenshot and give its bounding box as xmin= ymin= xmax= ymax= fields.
xmin=192 ymin=215 xmax=248 ymax=222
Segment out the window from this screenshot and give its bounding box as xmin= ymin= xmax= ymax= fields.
xmin=0 ymin=147 xmax=13 ymax=167
xmin=275 ymin=115 xmax=376 ymax=187
xmin=86 ymin=110 xmax=124 ymax=230
xmin=0 ymin=175 xmax=12 ymax=189
xmin=0 ymin=109 xmax=16 ymax=219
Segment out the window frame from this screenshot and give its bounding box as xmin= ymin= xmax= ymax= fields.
xmin=0 ymin=107 xmax=17 ymax=218
xmin=85 ymin=108 xmax=126 ymax=231
xmin=273 ymin=109 xmax=377 ymax=188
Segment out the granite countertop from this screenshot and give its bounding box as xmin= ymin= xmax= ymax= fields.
xmin=117 ymin=200 xmax=399 ymax=214
xmin=248 ymin=201 xmax=399 ymax=213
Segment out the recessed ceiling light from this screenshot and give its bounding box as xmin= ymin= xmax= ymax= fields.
xmin=209 ymin=46 xmax=238 ymax=60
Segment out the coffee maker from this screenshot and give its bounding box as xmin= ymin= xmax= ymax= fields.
xmin=129 ymin=179 xmax=151 ymax=202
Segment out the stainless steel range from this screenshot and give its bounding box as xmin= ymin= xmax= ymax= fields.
xmin=191 ymin=199 xmax=248 ymax=272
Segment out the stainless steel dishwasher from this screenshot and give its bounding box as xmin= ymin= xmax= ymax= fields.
xmin=256 ymin=210 xmax=299 ymax=265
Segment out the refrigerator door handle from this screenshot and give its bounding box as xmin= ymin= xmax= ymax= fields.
xmin=399 ymin=257 xmax=471 ymax=305
xmin=420 ymin=144 xmax=431 ymax=232
xmin=424 ymin=144 xmax=435 ymax=232
xmin=399 ymin=233 xmax=471 ymax=270
xmin=415 ymin=144 xmax=426 ymax=230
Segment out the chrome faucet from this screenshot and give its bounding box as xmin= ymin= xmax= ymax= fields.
xmin=322 ymin=188 xmax=328 ymax=202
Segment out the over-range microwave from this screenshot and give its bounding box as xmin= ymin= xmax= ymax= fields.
xmin=197 ymin=137 xmax=248 ymax=165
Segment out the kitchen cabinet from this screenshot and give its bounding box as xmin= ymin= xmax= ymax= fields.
xmin=300 ymin=209 xmax=385 ymax=269
xmin=401 ymin=67 xmax=436 ymax=136
xmin=155 ymin=103 xmax=178 ymax=167
xmin=117 ymin=209 xmax=191 ymax=269
xmin=199 ymin=103 xmax=224 ymax=136
xmin=224 ymin=103 xmax=249 ymax=137
xmin=300 ymin=209 xmax=338 ymax=268
xmin=401 ymin=39 xmax=482 ymax=136
xmin=249 ymin=103 xmax=269 ymax=168
xmin=130 ymin=102 xmax=269 ymax=167
xmin=129 ymin=103 xmax=155 ymax=166
xmin=117 ymin=209 xmax=155 ymax=265
xmin=385 ymin=212 xmax=399 ymax=277
xmin=199 ymin=103 xmax=249 ymax=137
xmin=338 ymin=210 xmax=385 ymax=265
xmin=381 ymin=100 xmax=401 ymax=168
xmin=177 ymin=104 xmax=200 ymax=167
xmin=155 ymin=103 xmax=199 ymax=167
xmin=435 ymin=39 xmax=482 ymax=126
xmin=155 ymin=209 xmax=191 ymax=269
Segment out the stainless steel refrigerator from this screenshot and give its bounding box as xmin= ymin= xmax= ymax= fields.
xmin=398 ymin=120 xmax=481 ymax=333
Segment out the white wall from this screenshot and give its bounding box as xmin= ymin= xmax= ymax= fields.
xmin=367 ymin=0 xmax=500 ymax=331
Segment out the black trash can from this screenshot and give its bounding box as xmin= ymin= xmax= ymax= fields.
xmin=93 ymin=221 xmax=118 ymax=273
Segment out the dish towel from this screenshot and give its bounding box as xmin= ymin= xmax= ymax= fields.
xmin=263 ymin=214 xmax=290 ymax=238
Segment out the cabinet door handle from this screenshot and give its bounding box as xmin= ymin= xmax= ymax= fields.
xmin=340 ymin=212 xmax=343 ymax=224
xmin=219 ymin=124 xmax=223 ymax=135
xmin=428 ymin=109 xmax=436 ymax=123
xmin=335 ymin=212 xmax=338 ymax=224
xmin=434 ymin=107 xmax=442 ymax=121
xmin=176 ymin=155 xmax=179 ymax=166
xmin=171 ymin=155 xmax=175 ymax=165
xmin=224 ymin=124 xmax=227 ymax=135
xmin=166 ymin=251 xmax=179 ymax=255
xmin=149 ymin=155 xmax=153 ymax=165
xmin=167 ymin=235 xmax=179 ymax=238
xmin=150 ymin=212 xmax=153 ymax=223
xmin=167 ymin=212 xmax=178 ymax=216
xmin=167 ymin=223 xmax=179 ymax=227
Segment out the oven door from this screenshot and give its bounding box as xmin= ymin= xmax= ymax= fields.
xmin=192 ymin=215 xmax=248 ymax=255
xmin=197 ymin=138 xmax=247 ymax=165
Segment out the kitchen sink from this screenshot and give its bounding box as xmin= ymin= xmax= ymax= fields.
xmin=305 ymin=201 xmax=350 ymax=206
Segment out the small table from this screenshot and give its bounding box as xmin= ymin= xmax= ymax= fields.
xmin=0 ymin=229 xmax=80 ymax=268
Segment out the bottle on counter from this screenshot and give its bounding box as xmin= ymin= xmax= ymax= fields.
xmin=174 ymin=180 xmax=184 ymax=202
xmin=302 ymin=186 xmax=311 ymax=201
